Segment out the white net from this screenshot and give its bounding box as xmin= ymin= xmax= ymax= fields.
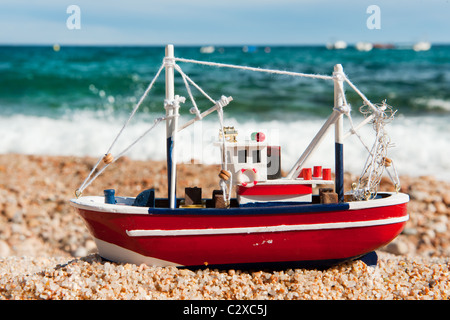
xmin=351 ymin=100 xmax=400 ymax=200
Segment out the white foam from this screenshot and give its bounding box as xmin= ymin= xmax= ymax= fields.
xmin=1 ymin=111 xmax=449 ymax=181
xmin=414 ymin=97 xmax=450 ymax=112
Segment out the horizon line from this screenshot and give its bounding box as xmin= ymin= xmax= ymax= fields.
xmin=0 ymin=41 xmax=448 ymax=47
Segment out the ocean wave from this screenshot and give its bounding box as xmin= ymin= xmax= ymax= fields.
xmin=1 ymin=111 xmax=449 ymax=181
xmin=2 ymin=45 xmax=450 ymax=181
xmin=414 ymin=97 xmax=450 ymax=112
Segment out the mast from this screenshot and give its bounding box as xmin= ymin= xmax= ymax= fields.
xmin=333 ymin=64 xmax=345 ymax=202
xmin=165 ymin=44 xmax=178 ymax=209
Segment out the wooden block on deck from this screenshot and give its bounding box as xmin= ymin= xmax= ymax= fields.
xmin=344 ymin=194 xmax=354 ymax=202
xmin=185 ymin=187 xmax=202 ymax=205
xmin=212 ymin=190 xmax=227 ymax=208
xmin=321 ymin=192 xmax=338 ymax=204
xmin=319 ymin=188 xmax=338 ymax=204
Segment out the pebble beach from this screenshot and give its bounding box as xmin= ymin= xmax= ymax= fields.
xmin=1 ymin=154 xmax=450 ymax=300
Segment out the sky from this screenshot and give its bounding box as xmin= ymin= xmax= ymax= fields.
xmin=0 ymin=0 xmax=449 ymax=46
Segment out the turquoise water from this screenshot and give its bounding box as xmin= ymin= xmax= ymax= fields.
xmin=0 ymin=45 xmax=449 ymax=179
xmin=1 ymin=45 xmax=450 ymax=118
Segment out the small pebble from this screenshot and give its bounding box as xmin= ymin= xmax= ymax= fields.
xmin=0 ymin=241 xmax=10 ymax=257
xmin=384 ymin=240 xmax=409 ymax=256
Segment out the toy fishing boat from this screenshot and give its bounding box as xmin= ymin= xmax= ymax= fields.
xmin=70 ymin=45 xmax=409 ymax=269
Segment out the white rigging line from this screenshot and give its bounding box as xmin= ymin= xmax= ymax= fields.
xmin=174 ymin=63 xmax=233 ymax=204
xmin=106 ymin=63 xmax=165 ymax=156
xmin=77 ymin=63 xmax=165 ymax=196
xmin=174 ymin=57 xmax=334 ymax=81
xmin=174 ymin=56 xmax=382 ymax=118
xmin=76 ymin=118 xmax=164 ymax=195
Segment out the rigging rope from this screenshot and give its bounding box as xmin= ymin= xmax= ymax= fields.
xmin=76 ymin=63 xmax=165 ymax=196
xmin=175 ymin=57 xmax=384 ymax=119
xmin=76 ymin=117 xmax=165 ymax=196
xmin=174 ymin=63 xmax=233 ymax=205
xmin=332 ymin=72 xmax=400 ymax=200
xmin=174 ymin=57 xmax=334 ymax=80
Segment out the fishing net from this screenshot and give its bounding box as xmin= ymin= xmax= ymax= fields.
xmin=351 ymin=100 xmax=400 ymax=200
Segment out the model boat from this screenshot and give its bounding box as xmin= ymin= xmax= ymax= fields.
xmin=70 ymin=45 xmax=409 ymax=269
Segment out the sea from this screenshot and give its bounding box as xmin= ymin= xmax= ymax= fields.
xmin=1 ymin=45 xmax=449 ymax=181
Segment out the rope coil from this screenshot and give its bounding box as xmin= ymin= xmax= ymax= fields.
xmin=219 ymin=169 xmax=231 ymax=181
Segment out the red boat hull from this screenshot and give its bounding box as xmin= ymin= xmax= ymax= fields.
xmin=72 ymin=192 xmax=409 ymax=268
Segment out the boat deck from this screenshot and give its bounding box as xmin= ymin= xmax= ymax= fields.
xmin=71 ymin=191 xmax=409 ymax=215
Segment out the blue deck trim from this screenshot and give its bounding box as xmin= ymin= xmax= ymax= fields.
xmin=148 ymin=200 xmax=350 ymax=216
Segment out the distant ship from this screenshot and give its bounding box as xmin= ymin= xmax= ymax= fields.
xmin=372 ymin=43 xmax=395 ymax=50
xmin=326 ymin=41 xmax=347 ymax=50
xmin=413 ymin=41 xmax=431 ymax=52
xmin=200 ymin=46 xmax=215 ymax=54
xmin=355 ymin=42 xmax=373 ymax=52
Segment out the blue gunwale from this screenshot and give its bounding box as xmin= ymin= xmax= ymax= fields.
xmin=147 ymin=200 xmax=350 ymax=215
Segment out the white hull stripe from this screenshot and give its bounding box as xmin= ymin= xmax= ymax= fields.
xmin=126 ymin=215 xmax=409 ymax=237
xmin=94 ymin=237 xmax=183 ymax=267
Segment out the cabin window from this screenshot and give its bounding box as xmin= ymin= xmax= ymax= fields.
xmin=238 ymin=149 xmax=247 ymax=163
xmin=252 ymin=149 xmax=261 ymax=163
